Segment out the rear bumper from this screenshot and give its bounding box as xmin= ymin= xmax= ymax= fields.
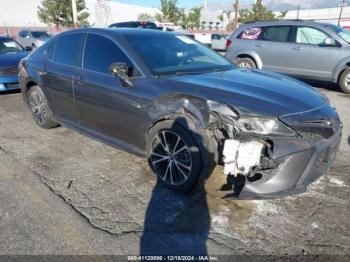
xmin=0 ymin=76 xmax=20 ymax=92
xmin=225 ymin=129 xmax=342 ymax=199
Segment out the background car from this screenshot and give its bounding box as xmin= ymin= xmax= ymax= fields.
xmin=16 ymin=29 xmax=51 ymax=50
xmin=0 ymin=36 xmax=28 ymax=92
xmin=19 ymin=28 xmax=342 ymax=198
xmin=225 ymin=20 xmax=350 ymax=93
xmin=108 ymin=21 xmax=157 ymax=29
xmin=211 ymin=34 xmax=228 ymax=51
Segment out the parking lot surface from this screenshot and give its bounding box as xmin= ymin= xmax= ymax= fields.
xmin=0 ymin=84 xmax=349 ymax=256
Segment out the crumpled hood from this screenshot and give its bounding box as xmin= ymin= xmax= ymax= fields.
xmin=0 ymin=51 xmax=28 ymax=68
xmin=166 ymin=68 xmax=329 ymax=117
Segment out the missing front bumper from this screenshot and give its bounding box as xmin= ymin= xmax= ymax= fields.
xmin=220 ymin=129 xmax=342 ymax=199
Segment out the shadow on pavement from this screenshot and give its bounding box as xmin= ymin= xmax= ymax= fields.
xmin=140 ymin=118 xmax=216 ymax=256
xmin=301 ymin=79 xmax=341 ymax=93
xmin=0 ymin=89 xmax=20 ymax=95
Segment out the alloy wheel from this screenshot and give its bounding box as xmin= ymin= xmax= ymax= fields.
xmin=29 ymin=91 xmax=47 ymax=125
xmin=345 ymin=73 xmax=350 ymax=89
xmin=150 ymin=130 xmax=192 ymax=186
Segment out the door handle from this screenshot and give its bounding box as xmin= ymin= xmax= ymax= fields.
xmin=74 ymin=75 xmax=84 ymax=84
xmin=293 ymin=46 xmax=303 ymax=51
xmin=255 ymin=43 xmax=264 ymax=47
xmin=38 ymin=69 xmax=47 ymax=76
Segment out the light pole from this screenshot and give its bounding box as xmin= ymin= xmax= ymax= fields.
xmin=71 ymin=0 xmax=78 ymax=27
xmin=338 ymin=0 xmax=347 ymax=26
xmin=234 ymin=0 xmax=240 ymax=29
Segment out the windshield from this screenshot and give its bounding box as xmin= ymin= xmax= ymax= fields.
xmin=125 ymin=33 xmax=233 ymax=76
xmin=324 ymin=24 xmax=350 ymax=43
xmin=0 ymin=39 xmax=24 ymax=54
xmin=32 ymin=31 xmax=51 ymax=39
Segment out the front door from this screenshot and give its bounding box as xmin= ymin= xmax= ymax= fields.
xmin=74 ymin=33 xmax=147 ymax=148
xmin=288 ymin=26 xmax=341 ymax=80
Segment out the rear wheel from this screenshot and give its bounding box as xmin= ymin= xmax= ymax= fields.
xmin=27 ymin=85 xmax=59 ymax=129
xmin=234 ymin=57 xmax=256 ymax=69
xmin=146 ymin=120 xmax=204 ymax=193
xmin=339 ymin=68 xmax=350 ymax=94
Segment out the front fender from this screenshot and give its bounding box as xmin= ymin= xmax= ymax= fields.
xmin=332 ymin=58 xmax=350 ymax=82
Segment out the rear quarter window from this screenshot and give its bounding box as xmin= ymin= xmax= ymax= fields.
xmin=238 ymin=27 xmax=262 ymax=40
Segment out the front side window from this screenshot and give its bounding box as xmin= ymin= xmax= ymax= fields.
xmin=54 ymin=33 xmax=83 ymax=66
xmin=296 ymin=27 xmax=328 ymax=45
xmin=0 ymin=39 xmax=24 ymax=54
xmin=324 ymin=24 xmax=350 ymax=44
xmin=125 ymin=33 xmax=233 ymax=76
xmin=262 ymin=26 xmax=290 ymax=42
xmin=83 ymin=34 xmax=133 ymax=75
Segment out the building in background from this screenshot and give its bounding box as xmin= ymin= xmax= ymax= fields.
xmin=0 ymin=0 xmax=159 ymax=37
xmin=281 ymin=6 xmax=350 ymax=28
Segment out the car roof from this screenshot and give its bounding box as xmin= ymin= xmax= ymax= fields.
xmin=240 ymin=20 xmax=329 ymax=28
xmin=58 ymin=27 xmax=182 ymax=38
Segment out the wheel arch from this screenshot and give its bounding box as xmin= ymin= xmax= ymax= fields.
xmin=145 ymin=94 xmax=220 ymax=166
xmin=333 ymin=59 xmax=350 ymax=83
xmin=231 ymin=51 xmax=262 ymax=69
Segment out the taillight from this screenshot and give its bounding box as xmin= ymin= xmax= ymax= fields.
xmin=226 ymin=39 xmax=232 ymax=49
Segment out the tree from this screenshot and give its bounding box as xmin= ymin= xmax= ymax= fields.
xmin=137 ymin=13 xmax=156 ymax=22
xmin=156 ymin=0 xmax=185 ymax=26
xmin=186 ymin=7 xmax=202 ymax=29
xmin=238 ymin=0 xmax=285 ymax=23
xmin=95 ymin=0 xmax=111 ymax=27
xmin=38 ymin=0 xmax=90 ymax=30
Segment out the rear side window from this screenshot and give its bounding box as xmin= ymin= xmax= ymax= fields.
xmin=83 ymin=34 xmax=133 ymax=75
xmin=296 ymin=27 xmax=328 ymax=45
xmin=54 ymin=33 xmax=83 ymax=67
xmin=261 ymin=26 xmax=290 ymax=42
xmin=239 ymin=27 xmax=262 ymax=40
xmin=46 ymin=41 xmax=56 ymax=60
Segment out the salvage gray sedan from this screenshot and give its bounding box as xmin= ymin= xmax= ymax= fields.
xmin=19 ymin=28 xmax=342 ymax=198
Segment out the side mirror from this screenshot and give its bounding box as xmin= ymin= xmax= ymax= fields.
xmin=109 ymin=62 xmax=133 ymax=87
xmin=25 ymin=46 xmax=32 ymax=52
xmin=323 ymin=37 xmax=337 ymax=47
xmin=25 ymin=35 xmax=31 ymax=39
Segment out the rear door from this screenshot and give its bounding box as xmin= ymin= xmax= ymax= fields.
xmin=254 ymin=25 xmax=294 ymax=74
xmin=42 ymin=33 xmax=84 ymax=122
xmin=288 ymin=26 xmax=341 ymax=80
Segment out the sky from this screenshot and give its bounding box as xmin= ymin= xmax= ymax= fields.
xmin=112 ymin=0 xmax=240 ymax=9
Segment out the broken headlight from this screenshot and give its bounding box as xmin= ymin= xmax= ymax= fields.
xmin=235 ymin=117 xmax=297 ymax=137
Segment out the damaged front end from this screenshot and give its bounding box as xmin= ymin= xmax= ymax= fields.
xmin=208 ymin=101 xmax=342 ymax=199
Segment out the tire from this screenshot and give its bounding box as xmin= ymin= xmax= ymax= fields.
xmin=235 ymin=57 xmax=257 ymax=69
xmin=339 ymin=68 xmax=350 ymax=94
xmin=27 ymin=85 xmax=59 ymax=129
xmin=146 ymin=120 xmax=204 ymax=193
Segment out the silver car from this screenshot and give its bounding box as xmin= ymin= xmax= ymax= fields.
xmin=16 ymin=29 xmax=51 ymax=50
xmin=225 ymin=20 xmax=350 ymax=93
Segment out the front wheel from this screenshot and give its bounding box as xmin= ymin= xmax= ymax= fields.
xmin=27 ymin=85 xmax=59 ymax=129
xmin=339 ymin=68 xmax=350 ymax=94
xmin=146 ymin=120 xmax=204 ymax=193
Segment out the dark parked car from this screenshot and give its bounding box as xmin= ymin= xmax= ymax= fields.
xmin=0 ymin=36 xmax=28 ymax=92
xmin=109 ymin=21 xmax=157 ymax=29
xmin=19 ymin=28 xmax=342 ymax=198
